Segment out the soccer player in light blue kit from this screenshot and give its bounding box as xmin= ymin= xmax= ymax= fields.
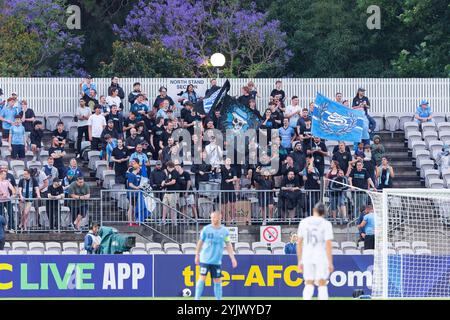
xmin=194 ymin=211 xmax=237 ymax=300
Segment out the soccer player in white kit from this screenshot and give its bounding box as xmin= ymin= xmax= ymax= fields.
xmin=297 ymin=202 xmax=334 ymax=300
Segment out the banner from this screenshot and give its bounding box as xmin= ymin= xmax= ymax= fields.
xmin=220 ymin=95 xmax=261 ymax=137
xmin=0 ymin=255 xmax=153 ymax=297
xmin=312 ymin=93 xmax=366 ymax=142
xmin=202 ymin=80 xmax=230 ymax=114
xmin=154 ymin=255 xmax=374 ymax=297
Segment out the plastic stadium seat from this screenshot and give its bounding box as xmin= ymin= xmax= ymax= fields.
xmin=424 ymin=169 xmax=440 ymax=187
xmin=384 ymin=114 xmax=400 ymax=131
xmin=255 ymin=249 xmax=272 ymax=255
xmin=371 ymin=113 xmax=384 ymax=131
xmin=398 ymin=248 xmax=414 ymax=255
xmin=272 ymin=248 xmax=285 ymax=255
xmin=400 ymin=116 xmax=414 ymax=130
xmin=131 ymin=248 xmax=147 ymax=254
xmin=388 ymin=249 xmax=397 ymax=255
xmin=251 ymin=242 xmax=268 ymax=251
xmin=46 ymin=114 xmax=60 ymax=132
xmin=184 ymin=248 xmax=196 ymax=254
xmin=39 ymin=150 xmax=49 ymax=163
xmin=428 ymin=140 xmax=444 ymax=159
xmin=432 ymin=113 xmax=447 ymax=125
xmin=88 ymin=151 xmax=101 ymax=170
xmin=45 ymin=242 xmax=62 ymax=252
xmin=166 ymin=250 xmax=183 ymax=255
xmin=181 ymin=243 xmax=196 ymax=253
xmin=421 ymin=122 xmax=436 ymax=133
xmin=234 ymin=242 xmax=251 ymax=251
xmin=404 ymin=121 xmax=419 ymax=135
xmin=419 ymin=160 xmax=435 ymax=178
xmin=34 ymin=113 xmax=45 ymax=127
xmin=394 ymin=241 xmax=411 ymax=249
xmin=60 ymin=112 xmax=75 ymax=130
xmin=9 ymin=250 xmax=26 ymax=255
xmin=439 ymin=130 xmax=450 ymax=145
xmin=411 ymin=241 xmax=428 ymax=250
xmin=102 ymin=170 xmax=116 ymax=189
xmin=68 ymin=122 xmax=78 ymax=141
xmin=408 ymin=132 xmax=422 ymax=150
xmin=270 ymin=242 xmax=285 ymax=251
xmin=12 ymin=242 xmax=28 ymax=251
xmin=26 ymin=160 xmax=42 ymax=171
xmin=412 ymin=141 xmax=427 ymax=158
xmin=27 ymin=250 xmax=44 ymax=255
xmin=163 ymin=243 xmax=180 ymax=252
xmin=63 ymin=247 xmax=80 ymax=254
xmin=438 ymin=122 xmax=450 ymax=132
xmin=150 ymin=250 xmax=165 ymax=255
xmin=428 ymin=178 xmax=444 ymax=189
xmin=236 ymin=249 xmax=254 ymax=255
xmin=134 ymin=242 xmax=146 ymax=249
xmin=423 ymin=131 xmax=439 ymax=147
xmin=344 ymin=249 xmax=361 ymax=255
xmin=444 ymin=176 xmax=450 ymax=188
xmin=332 ymin=249 xmax=343 ymax=255
xmin=325 ymin=140 xmax=338 ymax=152
xmin=28 ymin=242 xmax=45 ymax=253
xmin=340 ymin=241 xmax=357 ymax=250
xmin=358 ymin=242 xmax=365 ymax=249
xmin=95 ymin=160 xmax=109 ymax=180
xmin=415 ymin=249 xmax=432 ymax=255
xmin=62 ymin=251 xmax=77 ymax=255
xmin=363 ymin=249 xmax=375 ymax=255
xmin=146 ymin=243 xmax=162 ymax=251
xmin=62 ymin=242 xmax=79 ymax=251
xmin=332 ymin=241 xmax=340 ymax=249
xmin=414 ymin=150 xmax=430 ymax=166
xmin=0 ymin=251 xmax=7 ymax=255
xmin=10 ymin=160 xmax=25 ymax=173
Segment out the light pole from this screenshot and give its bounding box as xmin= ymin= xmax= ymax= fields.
xmin=210 ymin=53 xmax=226 ymax=79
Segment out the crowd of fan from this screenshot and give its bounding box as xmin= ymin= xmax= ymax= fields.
xmin=3 ymin=77 xmax=432 ymax=229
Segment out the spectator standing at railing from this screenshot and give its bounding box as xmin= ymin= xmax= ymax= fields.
xmin=376 ymin=156 xmax=395 ymax=190
xmin=0 ymin=169 xmax=16 ymax=233
xmin=414 ymin=99 xmax=433 ymax=124
xmin=0 ymin=97 xmax=19 ymax=140
xmin=303 ymin=158 xmax=321 ymax=215
xmin=88 ymin=105 xmax=106 ymax=151
xmin=49 ymin=137 xmax=67 ymax=179
xmin=111 ymin=139 xmax=129 ymax=184
xmin=161 ymin=161 xmax=180 ymax=226
xmin=280 ymin=155 xmax=300 ymax=177
xmin=176 ymin=162 xmax=198 ymax=220
xmin=328 ymin=169 xmax=349 ymax=224
xmin=191 ymin=151 xmax=212 ymax=190
xmin=219 ymin=158 xmax=238 ymax=224
xmin=36 ymin=167 xmax=49 ymax=199
xmin=284 ymin=232 xmax=298 ymax=254
xmin=46 ymin=178 xmax=64 ymax=231
xmin=279 ymin=170 xmax=303 ymax=220
xmin=30 ymin=120 xmax=44 ymax=161
xmin=53 ymin=121 xmax=67 ymax=148
xmin=363 ymin=144 xmax=376 ymax=185
xmin=254 ymin=169 xmax=275 ymax=226
xmin=68 ymin=176 xmax=90 ymax=232
xmin=75 ymin=98 xmax=91 ymax=158
xmin=9 ymin=115 xmax=26 ymax=160
xmin=348 ymin=161 xmax=376 ymax=217
xmin=129 ymin=144 xmax=151 ymax=177
xmin=126 ymin=159 xmax=143 ymax=226
xmin=149 ymin=160 xmax=166 ymax=202
xmin=18 ymin=169 xmax=40 ymax=232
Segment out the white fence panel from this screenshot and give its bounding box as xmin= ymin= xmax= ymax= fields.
xmin=0 ymin=78 xmax=449 ymax=115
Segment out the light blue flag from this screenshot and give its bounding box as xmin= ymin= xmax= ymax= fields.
xmin=203 ymin=88 xmax=221 ymax=114
xmin=312 ymin=93 xmax=366 ymax=143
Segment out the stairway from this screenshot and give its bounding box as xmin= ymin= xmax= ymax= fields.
xmin=375 ymin=131 xmax=422 ymax=188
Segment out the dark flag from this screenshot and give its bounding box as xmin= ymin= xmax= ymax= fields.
xmin=194 ymin=80 xmax=231 ymax=115
xmin=220 ymin=94 xmax=261 ymax=137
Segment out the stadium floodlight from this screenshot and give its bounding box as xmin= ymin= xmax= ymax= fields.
xmin=210 ymin=53 xmax=226 ymax=67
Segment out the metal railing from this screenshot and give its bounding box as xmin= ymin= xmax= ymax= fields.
xmin=0 ymin=197 xmax=101 ymax=233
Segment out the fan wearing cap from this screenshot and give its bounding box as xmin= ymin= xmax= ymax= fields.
xmin=352 ymin=87 xmax=370 ymax=114
xmin=0 ymin=97 xmax=19 ymax=140
xmin=415 ymin=99 xmax=433 ymax=124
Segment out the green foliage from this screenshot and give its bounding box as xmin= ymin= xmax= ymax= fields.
xmin=0 ymin=15 xmax=42 ymax=76
xmin=98 ymin=41 xmax=195 ymax=77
